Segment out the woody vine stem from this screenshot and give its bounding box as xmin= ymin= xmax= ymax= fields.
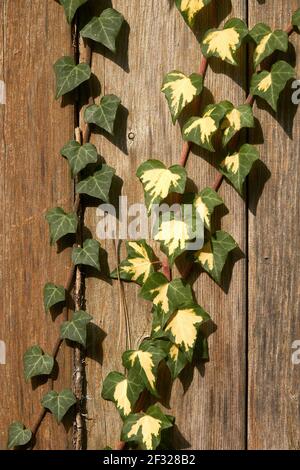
xmin=7 ymin=1 xmax=300 ymax=451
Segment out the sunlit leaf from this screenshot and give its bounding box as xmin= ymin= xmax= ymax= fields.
xmin=23 ymin=346 xmax=54 ymax=381
xmin=221 ymin=104 xmax=254 ymax=146
xmin=76 ymin=164 xmax=115 ymax=202
xmin=81 ymin=8 xmax=124 ymax=52
xmin=41 ymin=389 xmax=76 ymax=422
xmin=7 ymin=422 xmax=32 ymax=449
xmin=54 ymin=56 xmax=91 ymax=99
xmin=84 ymin=95 xmax=121 ymax=135
xmin=43 ymin=282 xmax=66 ymax=311
xmin=194 ymin=187 xmax=224 ymax=230
xmin=250 ymin=23 xmax=288 ymax=68
xmin=72 ymin=239 xmax=101 ymax=271
xmin=45 ymin=207 xmax=78 ymax=245
xmin=59 ymin=0 xmax=88 ymax=23
xmin=60 ymin=310 xmax=92 ymax=346
xmin=140 ymin=273 xmax=171 ymax=325
xmin=60 ymin=140 xmax=98 ymax=176
xmin=175 ymin=0 xmax=212 ymax=28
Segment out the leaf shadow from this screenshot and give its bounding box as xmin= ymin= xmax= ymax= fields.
xmin=86 ymin=322 xmax=107 ymax=365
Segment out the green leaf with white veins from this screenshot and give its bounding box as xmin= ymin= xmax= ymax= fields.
xmin=60 ymin=310 xmax=92 ymax=347
xmin=76 ymin=164 xmax=115 ymax=202
xmin=292 ymin=9 xmax=300 ymax=31
xmin=41 ymin=389 xmax=76 ymax=422
xmin=59 ymin=0 xmax=88 ymax=24
xmin=102 ymin=370 xmax=144 ymax=419
xmin=84 ymin=95 xmax=121 ymax=135
xmin=81 ymin=8 xmax=124 ymax=52
xmin=195 ymin=230 xmax=237 ymax=284
xmin=161 ymin=71 xmax=203 ymax=123
xmin=137 ymin=159 xmax=187 ymax=214
xmin=183 ymin=101 xmax=232 ymax=151
xmin=72 ymin=238 xmax=101 ymax=271
xmin=7 ymin=422 xmax=32 ymax=449
xmin=122 ymin=405 xmax=174 ymax=450
xmin=45 ymin=207 xmax=78 ymax=245
xmin=250 ymin=23 xmax=288 ymax=68
xmin=194 ymin=187 xmax=224 ymax=230
xmin=60 ymin=140 xmax=98 ymax=176
xmin=221 ymin=104 xmax=254 ymax=147
xmin=43 ymin=282 xmax=66 ymax=310
xmin=219 ymin=143 xmax=259 ymax=194
xmin=23 ymin=346 xmax=54 ymax=381
xmin=54 ymin=56 xmax=91 ymax=100
xmin=201 ymin=18 xmax=248 ymax=65
xmin=175 ymin=0 xmax=212 ymax=28
xmin=250 ymin=60 xmax=295 ymax=111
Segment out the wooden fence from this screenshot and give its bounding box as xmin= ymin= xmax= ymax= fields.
xmin=0 ymin=0 xmax=300 ymax=450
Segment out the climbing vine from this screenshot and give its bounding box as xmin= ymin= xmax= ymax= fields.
xmin=7 ymin=0 xmax=300 ymax=452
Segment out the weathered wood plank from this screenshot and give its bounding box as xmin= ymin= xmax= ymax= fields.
xmin=85 ymin=0 xmax=247 ymax=450
xmin=248 ymin=0 xmax=300 ymax=450
xmin=0 ymin=0 xmax=74 ymax=449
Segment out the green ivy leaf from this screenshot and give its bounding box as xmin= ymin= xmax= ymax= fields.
xmin=167 ymin=278 xmax=194 ymax=308
xmin=23 ymin=346 xmax=54 ymax=381
xmin=161 ymin=71 xmax=203 ymax=123
xmin=193 ymin=187 xmax=224 ymax=230
xmin=81 ymin=8 xmax=124 ymax=52
xmin=182 ymin=101 xmax=232 ymax=151
xmin=59 ymin=0 xmax=88 ymax=24
xmin=221 ymin=104 xmax=254 ymax=147
xmin=7 ymin=422 xmax=32 ymax=449
xmin=195 ymin=230 xmax=237 ymax=284
xmin=175 ymin=0 xmax=212 ymax=28
xmin=45 ymin=207 xmax=78 ymax=245
xmin=219 ymin=143 xmax=259 ymax=194
xmin=54 ymin=56 xmax=91 ymax=100
xmin=201 ymin=18 xmax=248 ymax=65
xmin=60 ymin=140 xmax=98 ymax=176
xmin=250 ymin=23 xmax=288 ymax=68
xmin=122 ymin=405 xmax=174 ymax=450
xmin=102 ymin=370 xmax=144 ymax=419
xmin=60 ymin=310 xmax=92 ymax=346
xmin=111 ymin=240 xmax=158 ymax=286
xmin=76 ymin=164 xmax=115 ymax=202
xmin=136 ymin=159 xmax=187 ymax=214
xmin=43 ymin=282 xmax=66 ymax=310
xmin=84 ymin=95 xmax=121 ymax=135
xmin=41 ymin=389 xmax=76 ymax=422
xmin=292 ymin=9 xmax=300 ymax=31
xmin=122 ymin=339 xmax=169 ymax=396
xmin=250 ymin=60 xmax=295 ymax=111
xmin=72 ymin=239 xmax=101 ymax=271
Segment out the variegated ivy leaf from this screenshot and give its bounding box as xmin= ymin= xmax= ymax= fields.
xmin=201 ymin=18 xmax=248 ymax=66
xmin=54 ymin=56 xmax=91 ymax=100
xmin=84 ymin=95 xmax=121 ymax=135
xmin=136 ymin=160 xmax=187 ymax=214
xmin=219 ymin=143 xmax=259 ymax=194
xmin=175 ymin=0 xmax=212 ymax=28
xmin=23 ymin=346 xmax=54 ymax=382
xmin=122 ymin=405 xmax=174 ymax=450
xmin=292 ymin=9 xmax=300 ymax=31
xmin=166 ymin=343 xmax=189 ymax=379
xmin=194 ymin=187 xmax=224 ymax=230
xmin=221 ymin=104 xmax=254 ymax=147
xmin=60 ymin=140 xmax=98 ymax=176
xmin=195 ymin=230 xmax=237 ymax=284
xmin=43 ymin=282 xmax=66 ymax=311
xmin=250 ymin=23 xmax=288 ymax=68
xmin=41 ymin=389 xmax=76 ymax=423
xmin=111 ymin=240 xmax=158 ymax=286
xmin=182 ymin=101 xmax=232 ymax=151
xmin=140 ymin=273 xmax=172 ymax=329
xmin=60 ymin=310 xmax=92 ymax=347
xmin=102 ymin=370 xmax=144 ymax=419
xmin=45 ymin=207 xmax=78 ymax=245
xmin=122 ymin=339 xmax=169 ymax=396
xmin=81 ymin=8 xmax=124 ymax=53
xmin=161 ymin=71 xmax=203 ymax=124
xmin=250 ymin=60 xmax=295 ymax=111
xmin=76 ymin=164 xmax=115 ymax=202
xmin=7 ymin=422 xmax=32 ymax=449
xmin=72 ymin=239 xmax=101 ymax=271
xmin=59 ymin=0 xmax=87 ymax=24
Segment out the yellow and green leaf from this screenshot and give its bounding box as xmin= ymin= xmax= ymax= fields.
xmin=219 ymin=143 xmax=259 ymax=194
xmin=140 ymin=273 xmax=172 ymax=325
xmin=195 ymin=230 xmax=237 ymax=284
xmin=194 ymin=187 xmax=224 ymax=230
xmin=111 ymin=240 xmax=158 ymax=286
xmin=250 ymin=23 xmax=288 ymax=68
xmin=221 ymin=104 xmax=254 ymax=146
xmin=137 ymin=160 xmax=187 ymax=214
xmin=250 ymin=60 xmax=295 ymax=111
xmin=162 ymin=71 xmax=203 ymax=123
xmin=175 ymin=0 xmax=212 ymax=28
xmin=121 ymin=405 xmax=174 ymax=450
xmin=201 ymin=18 xmax=248 ymax=65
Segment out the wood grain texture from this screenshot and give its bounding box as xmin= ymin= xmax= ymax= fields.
xmin=84 ymin=0 xmax=247 ymax=450
xmin=0 ymin=0 xmax=74 ymax=449
xmin=248 ymin=0 xmax=300 ymax=450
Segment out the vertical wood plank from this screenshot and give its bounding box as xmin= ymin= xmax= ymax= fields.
xmin=0 ymin=0 xmax=74 ymax=449
xmin=248 ymin=0 xmax=300 ymax=450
